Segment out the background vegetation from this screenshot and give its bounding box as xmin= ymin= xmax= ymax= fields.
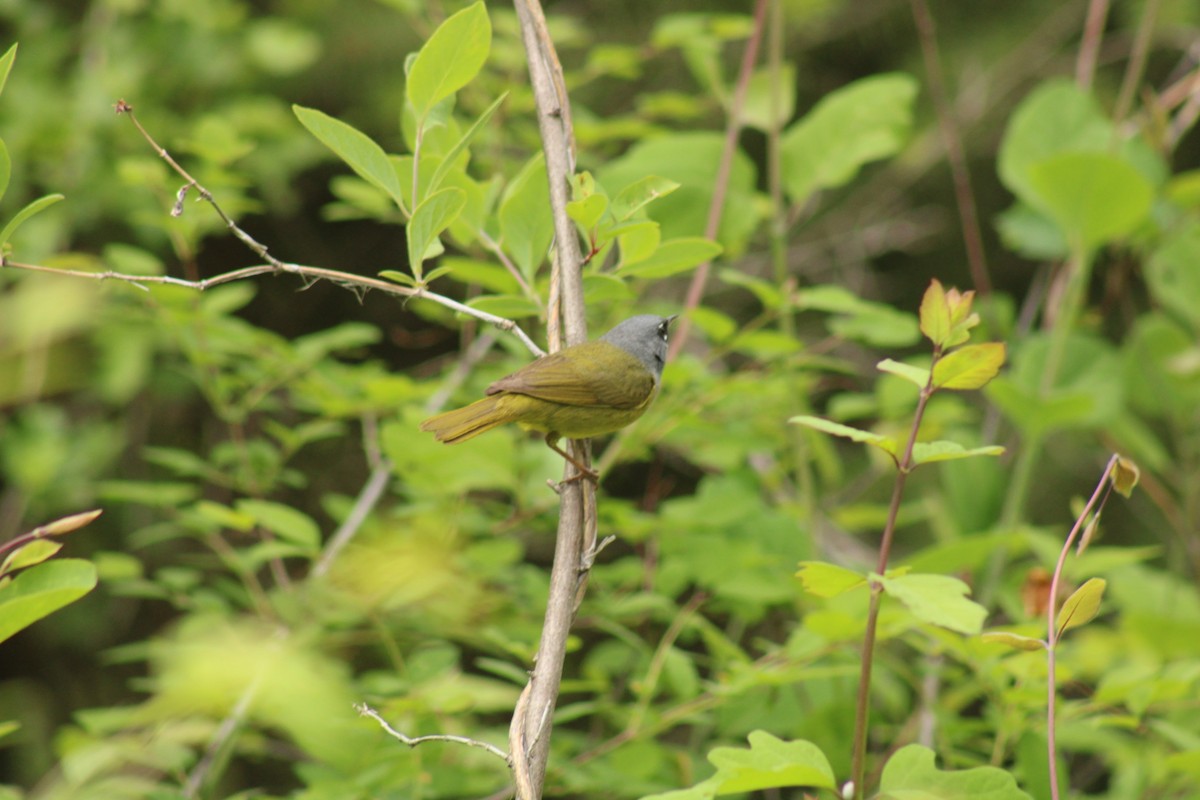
xmin=1 ymin=0 xmax=1198 ymax=798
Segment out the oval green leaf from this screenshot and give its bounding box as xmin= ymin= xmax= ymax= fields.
xmin=0 ymin=193 xmax=65 ymax=250
xmin=406 ymin=1 xmax=491 ymax=121
xmin=932 ymin=343 xmax=1007 ymax=390
xmin=780 ymin=72 xmax=917 ymax=206
xmin=408 ymin=187 xmax=466 ymax=281
xmin=293 ymin=105 xmax=404 ymax=209
xmin=0 ymin=559 xmax=98 ymax=645
xmin=617 ymin=237 xmax=723 ymax=279
xmin=1057 ymin=577 xmax=1106 ymax=638
xmin=1026 ymin=152 xmax=1153 ymax=252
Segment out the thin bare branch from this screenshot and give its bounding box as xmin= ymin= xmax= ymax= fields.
xmin=356 ymin=703 xmax=511 ymax=764
xmin=1075 ymin=0 xmax=1109 ymax=91
xmin=511 ymin=2 xmax=594 ymax=797
xmin=909 ymin=0 xmax=992 ymax=295
xmin=670 ymin=0 xmax=770 ymax=360
xmin=1 ymin=257 xmax=545 ymax=358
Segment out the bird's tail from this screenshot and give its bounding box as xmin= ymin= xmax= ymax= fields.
xmin=419 ymin=395 xmax=512 ymax=443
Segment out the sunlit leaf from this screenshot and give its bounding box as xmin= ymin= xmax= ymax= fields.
xmin=878 ymin=744 xmax=1034 ymax=799
xmin=877 ymin=572 xmax=987 ymax=634
xmin=932 ymin=343 xmax=1006 ymax=390
xmin=877 ymin=358 xmax=930 ymax=388
xmin=910 ymin=440 xmax=1005 ymax=466
xmin=707 ymin=731 xmax=836 ymax=793
xmin=612 ymin=175 xmax=680 ymax=221
xmin=1057 ymin=577 xmax=1106 ymax=638
xmin=407 ymin=187 xmax=466 ymax=281
xmin=796 ymin=561 xmax=866 ymax=598
xmin=406 ymin=1 xmax=491 ymax=121
xmin=0 ymin=559 xmax=98 ymax=645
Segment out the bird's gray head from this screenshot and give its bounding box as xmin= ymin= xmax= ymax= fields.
xmin=600 ymin=314 xmax=675 ymax=382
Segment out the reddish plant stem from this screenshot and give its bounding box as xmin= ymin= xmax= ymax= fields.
xmin=670 ymin=0 xmax=770 ymax=360
xmin=908 ymin=0 xmax=991 ymax=296
xmin=1044 ymin=455 xmax=1118 ymax=800
xmin=849 ymin=348 xmax=940 ymax=800
xmin=1075 ymin=0 xmax=1109 ymax=90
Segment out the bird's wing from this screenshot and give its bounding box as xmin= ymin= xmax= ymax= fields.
xmin=485 ymin=342 xmax=654 ymax=409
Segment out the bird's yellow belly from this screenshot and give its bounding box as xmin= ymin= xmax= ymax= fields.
xmin=500 ymin=392 xmax=655 ymax=439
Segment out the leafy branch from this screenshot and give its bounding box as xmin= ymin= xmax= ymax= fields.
xmin=793 ymin=279 xmax=1006 ymax=799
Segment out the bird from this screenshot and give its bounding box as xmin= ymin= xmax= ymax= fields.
xmin=420 ymin=315 xmax=674 ymax=480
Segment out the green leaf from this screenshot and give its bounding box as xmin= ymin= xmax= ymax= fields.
xmin=379 ymin=270 xmax=419 ymax=288
xmin=1026 ymin=152 xmax=1152 ymax=252
xmin=612 ymin=175 xmax=681 ymax=221
xmin=466 ymin=294 xmax=541 ymax=319
xmin=598 ymin=132 xmax=761 ymax=256
xmin=407 ymin=187 xmax=466 ymax=281
xmin=742 ymin=63 xmax=796 ymax=132
xmin=0 ymin=139 xmax=10 ymax=204
xmin=0 ymin=43 xmax=17 ymax=99
xmin=234 ymin=499 xmax=320 ymax=554
xmin=780 ymin=72 xmax=917 ymax=205
xmin=638 ymin=776 xmax=723 ymax=800
xmin=980 ymin=631 xmax=1047 ymax=652
xmin=796 ymin=561 xmax=866 ymax=598
xmin=986 ymin=378 xmax=1096 ymax=437
xmin=0 ymin=193 xmax=65 ymax=250
xmin=406 ymin=1 xmax=491 ymax=121
xmin=1 ymin=540 xmax=62 ymax=575
xmin=910 ymin=440 xmax=1005 ymax=466
xmin=707 ymin=731 xmax=836 ymax=793
xmin=789 ymin=415 xmax=899 ymax=460
xmin=0 ymin=559 xmax=98 ymax=645
xmin=615 ymin=222 xmax=661 ymax=267
xmin=498 ymin=155 xmax=552 ymax=280
xmin=878 ymin=744 xmax=1034 ymax=799
xmin=1146 ymin=222 xmax=1200 ymax=331
xmin=428 ymin=91 xmax=507 ymax=196
xmin=932 ymin=343 xmax=1006 ymax=390
xmin=998 ymin=80 xmax=1126 ymax=205
xmin=718 ymin=269 xmax=784 ymax=309
xmin=293 ymin=105 xmax=404 ymax=209
xmin=919 ymin=278 xmax=951 ymax=345
xmin=567 ymin=193 xmax=608 ymax=231
xmin=617 ymin=237 xmax=723 ymax=278
xmin=877 ymin=358 xmax=930 ymax=388
xmin=1057 ymin=577 xmax=1106 ymax=638
xmin=877 ymin=573 xmax=987 ymax=634
xmin=97 ymin=480 xmax=200 ymax=508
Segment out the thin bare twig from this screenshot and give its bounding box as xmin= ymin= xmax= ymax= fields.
xmin=2 ymin=257 xmax=545 ymax=358
xmin=849 ymin=343 xmax=943 ymax=800
xmin=909 ymin=0 xmax=991 ymax=295
xmin=670 ymin=0 xmax=770 ymax=360
xmin=1075 ymin=0 xmax=1110 ymax=90
xmin=1044 ymin=456 xmax=1118 ymax=800
xmin=1113 ymin=0 xmax=1160 ymax=123
xmin=101 ymin=101 xmax=546 ymax=358
xmin=183 ymin=676 xmax=261 ymax=798
xmin=356 ymin=703 xmax=511 ymax=764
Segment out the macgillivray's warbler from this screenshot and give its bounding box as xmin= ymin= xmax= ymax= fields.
xmin=420 ymin=315 xmax=675 ymax=479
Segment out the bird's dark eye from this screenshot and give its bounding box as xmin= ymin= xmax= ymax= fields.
xmin=658 ymin=321 xmax=670 ymax=341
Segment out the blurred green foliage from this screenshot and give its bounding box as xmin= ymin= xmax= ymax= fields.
xmin=1 ymin=1 xmax=1199 ymax=799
